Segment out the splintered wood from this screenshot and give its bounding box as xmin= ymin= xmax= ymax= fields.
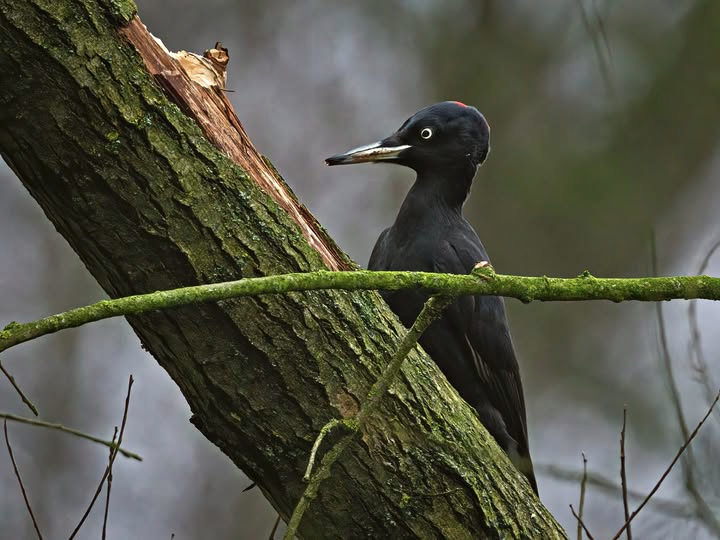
xmin=119 ymin=18 xmax=350 ymax=271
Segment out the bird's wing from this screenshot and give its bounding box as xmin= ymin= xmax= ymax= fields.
xmin=433 ymin=240 xmax=531 ymax=457
xmin=368 ymin=227 xmax=391 ymax=270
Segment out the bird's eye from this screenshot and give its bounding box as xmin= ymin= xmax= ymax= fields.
xmin=420 ymin=127 xmax=433 ymax=140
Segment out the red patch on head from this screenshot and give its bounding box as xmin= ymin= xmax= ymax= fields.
xmin=451 ymin=101 xmax=468 ymax=108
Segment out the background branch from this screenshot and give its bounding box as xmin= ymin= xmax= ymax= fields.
xmin=688 ymin=238 xmax=720 ymax=417
xmin=577 ymin=453 xmax=588 ymax=540
xmin=0 ymin=363 xmax=38 ymax=415
xmin=4 ymin=420 xmax=43 ymax=540
xmin=0 ymin=413 xmax=141 ymax=460
xmin=538 ymin=464 xmax=695 ymax=520
xmin=69 ymin=375 xmax=134 ymax=539
xmin=620 ymin=408 xmax=631 ymax=540
xmin=611 ymin=389 xmax=720 ymax=540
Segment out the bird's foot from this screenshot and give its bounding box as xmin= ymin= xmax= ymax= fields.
xmin=472 ymin=260 xmax=496 ymax=280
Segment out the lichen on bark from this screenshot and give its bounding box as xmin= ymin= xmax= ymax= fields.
xmin=0 ymin=1 xmax=565 ymax=537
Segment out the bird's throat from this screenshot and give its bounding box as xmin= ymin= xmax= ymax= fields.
xmin=393 ymin=170 xmax=472 ymax=231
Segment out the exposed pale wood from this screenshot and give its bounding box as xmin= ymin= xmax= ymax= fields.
xmin=120 ymin=17 xmax=350 ymax=271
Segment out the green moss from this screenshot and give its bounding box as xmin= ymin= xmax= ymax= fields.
xmin=101 ymin=0 xmax=137 ymax=24
xmin=2 ymin=321 xmax=20 ymax=332
xmin=1 ymin=3 xmax=714 ymax=534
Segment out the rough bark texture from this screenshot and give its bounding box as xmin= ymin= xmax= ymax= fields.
xmin=0 ymin=1 xmax=565 ymax=537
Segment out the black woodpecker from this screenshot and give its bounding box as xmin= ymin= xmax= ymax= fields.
xmin=326 ymin=101 xmax=537 ymax=493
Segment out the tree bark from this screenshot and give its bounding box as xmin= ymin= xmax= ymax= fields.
xmin=0 ymin=1 xmax=565 ymax=538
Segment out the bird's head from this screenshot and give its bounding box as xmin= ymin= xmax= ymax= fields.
xmin=325 ymin=101 xmax=490 ymax=176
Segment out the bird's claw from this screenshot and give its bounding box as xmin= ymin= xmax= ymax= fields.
xmin=472 ymin=261 xmax=495 ymax=280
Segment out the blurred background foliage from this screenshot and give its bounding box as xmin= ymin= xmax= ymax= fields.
xmin=1 ymin=0 xmax=719 ymax=538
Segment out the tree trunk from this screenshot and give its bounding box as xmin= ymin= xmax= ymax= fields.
xmin=0 ymin=1 xmax=565 ymax=537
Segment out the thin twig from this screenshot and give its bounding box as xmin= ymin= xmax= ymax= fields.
xmin=620 ymin=407 xmax=631 ymax=540
xmin=0 ymin=412 xmax=141 ymax=460
xmin=590 ymin=0 xmax=614 ymax=76
xmin=651 ymin=235 xmax=694 ymax=488
xmin=537 ymin=463 xmax=694 ymax=519
xmin=68 ymin=375 xmax=134 ymax=539
xmin=650 ymin=235 xmax=691 ymax=446
xmin=611 ymin=389 xmax=720 ymax=540
xmin=0 ymin=362 xmax=38 ymax=415
xmin=650 ymin=236 xmax=719 ymax=532
xmin=282 ymin=295 xmax=453 ymax=540
xmin=4 ymin=420 xmax=43 ymax=539
xmin=696 ymin=237 xmax=720 ymax=276
xmin=353 ymin=295 xmax=453 ymax=426
xmin=576 ymin=0 xmax=615 ymax=99
xmin=102 ymin=427 xmax=118 ymax=540
xmin=570 ymin=504 xmax=594 ymax=540
xmin=577 ymin=452 xmax=588 ymax=540
xmin=682 ymin=239 xmax=720 ymax=535
xmin=268 ymin=514 xmax=281 ymax=540
xmin=283 ymin=433 xmax=355 ymax=540
xmin=303 ymin=418 xmax=345 ymax=480
xmin=688 ymin=238 xmax=720 ymax=413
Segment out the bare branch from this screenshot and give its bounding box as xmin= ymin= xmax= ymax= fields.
xmin=570 ymin=503 xmax=595 ymax=540
xmin=611 ymin=389 xmax=720 ymax=540
xmin=68 ymin=375 xmax=134 ymax=539
xmin=539 ymin=463 xmax=694 ymax=520
xmin=577 ymin=452 xmax=588 ymax=540
xmin=4 ymin=420 xmax=43 ymax=539
xmin=651 ymin=235 xmax=691 ymax=444
xmin=620 ymin=407 xmax=631 ymax=540
xmin=652 ymin=237 xmax=720 ymax=533
xmin=102 ymin=427 xmax=118 ymax=540
xmin=688 ymin=238 xmax=720 ymax=414
xmin=0 ymin=413 xmax=141 ymax=460
xmin=575 ymin=0 xmax=615 ymax=99
xmin=0 ymin=362 xmax=38 ymax=416
xmin=268 ymin=514 xmax=281 ymax=540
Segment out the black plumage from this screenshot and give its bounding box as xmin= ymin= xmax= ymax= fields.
xmin=325 ymin=101 xmax=536 ymax=493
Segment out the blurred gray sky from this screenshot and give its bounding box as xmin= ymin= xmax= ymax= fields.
xmin=2 ymin=1 xmax=719 ymax=538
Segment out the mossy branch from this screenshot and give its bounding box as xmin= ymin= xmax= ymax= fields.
xmin=2 ymin=268 xmax=719 ymax=354
xmin=2 ymin=268 xmax=717 ymax=414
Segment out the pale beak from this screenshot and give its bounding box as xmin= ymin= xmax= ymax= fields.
xmin=325 ymin=138 xmax=411 ymax=166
